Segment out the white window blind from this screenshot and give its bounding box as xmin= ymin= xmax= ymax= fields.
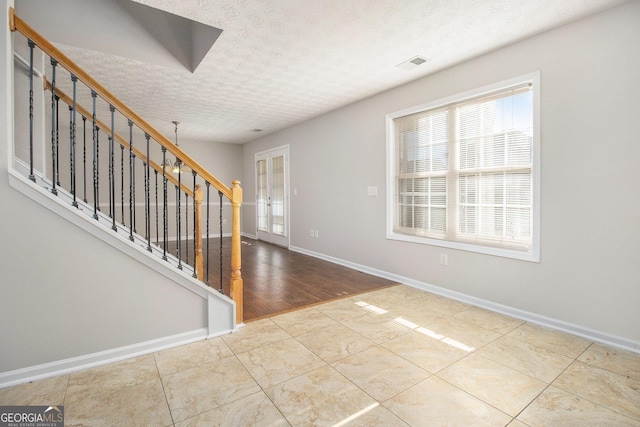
xmin=388 ymin=75 xmax=539 ymax=260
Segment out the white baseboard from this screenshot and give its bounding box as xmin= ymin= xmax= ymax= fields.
xmin=289 ymin=245 xmax=640 ymax=354
xmin=0 ymin=328 xmax=235 ymax=389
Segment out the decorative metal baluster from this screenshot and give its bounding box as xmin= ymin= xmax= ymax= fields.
xmin=162 ymin=146 xmax=168 ymax=260
xmin=55 ymin=95 xmax=60 ymax=186
xmin=206 ymin=181 xmax=210 ymax=286
xmin=120 ymin=144 xmax=125 ymax=224
xmin=95 ymin=126 xmax=100 ymax=211
xmin=132 ymin=155 xmax=136 ymax=233
xmin=155 ymin=170 xmax=159 ymax=246
xmin=219 ymin=190 xmax=223 ymax=293
xmin=192 ymin=171 xmax=197 ymax=278
xmin=177 ymin=168 xmax=182 ymax=270
xmin=82 ymin=116 xmax=87 ymax=202
xmin=109 ymin=106 xmax=116 ymax=231
xmin=50 ymin=58 xmax=57 ymax=195
xmin=145 ymin=134 xmax=151 ymax=251
xmin=128 ymin=120 xmax=134 ymax=241
xmin=185 ymin=192 xmax=189 ymax=268
xmin=143 ymin=160 xmax=148 ymax=242
xmin=174 ymin=184 xmax=180 ymax=265
xmin=27 ymin=39 xmax=35 ymax=182
xmin=108 ymin=136 xmax=113 ymax=213
xmin=68 ymin=105 xmax=73 ymax=193
xmin=91 ymin=91 xmax=98 ymax=218
xmin=70 ymin=75 xmax=78 ymax=207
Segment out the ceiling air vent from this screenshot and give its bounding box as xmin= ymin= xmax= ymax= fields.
xmin=396 ymin=55 xmax=430 ymax=71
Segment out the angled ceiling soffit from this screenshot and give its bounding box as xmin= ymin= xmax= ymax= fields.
xmin=15 ymin=0 xmax=222 ymax=72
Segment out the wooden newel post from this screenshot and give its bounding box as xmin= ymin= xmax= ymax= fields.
xmin=230 ymin=180 xmax=243 ymax=324
xmin=194 ymin=184 xmax=204 ymax=281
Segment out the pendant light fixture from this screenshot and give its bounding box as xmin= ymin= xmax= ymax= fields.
xmin=162 ymin=120 xmax=190 ymax=174
xmin=172 ymin=120 xmax=182 ymax=174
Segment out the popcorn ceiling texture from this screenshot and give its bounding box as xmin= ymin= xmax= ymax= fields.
xmin=44 ymin=0 xmax=625 ymax=143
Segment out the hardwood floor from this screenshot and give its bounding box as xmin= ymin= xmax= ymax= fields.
xmin=173 ymin=238 xmax=397 ymax=321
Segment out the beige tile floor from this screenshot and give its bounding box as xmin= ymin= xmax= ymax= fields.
xmin=2 ymin=284 xmax=640 ymax=426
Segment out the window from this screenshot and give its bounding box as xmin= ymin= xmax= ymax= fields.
xmin=386 ymin=73 xmax=540 ymax=261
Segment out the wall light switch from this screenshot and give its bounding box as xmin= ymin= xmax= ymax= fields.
xmin=367 ymin=186 xmax=378 ymax=196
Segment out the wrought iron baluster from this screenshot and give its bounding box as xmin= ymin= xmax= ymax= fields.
xmin=143 ymin=160 xmax=148 ymax=242
xmin=145 ymin=134 xmax=151 ymax=251
xmin=175 ymin=184 xmax=180 ymax=266
xmin=50 ymin=58 xmax=57 ymax=195
xmin=68 ymin=104 xmax=72 ymax=194
xmin=70 ymin=75 xmax=78 ymax=207
xmin=95 ymin=126 xmax=100 ymax=211
xmin=132 ymin=155 xmax=136 ymax=233
xmin=192 ymin=171 xmax=197 ymax=278
xmin=120 ymin=144 xmax=125 ymax=224
xmin=91 ymin=91 xmax=98 ymax=218
xmin=55 ymin=95 xmax=60 ymax=186
xmin=82 ymin=116 xmax=87 ymax=202
xmin=155 ymin=170 xmax=159 ymax=246
xmin=27 ymin=39 xmax=35 ymax=182
xmin=219 ymin=190 xmax=223 ymax=293
xmin=185 ymin=192 xmax=189 ymax=267
xmin=206 ymin=181 xmax=210 ymax=286
xmin=109 ymin=106 xmax=116 ymax=231
xmin=128 ymin=120 xmax=134 ymax=241
xmin=162 ymin=146 xmax=168 ymax=260
xmin=177 ymin=168 xmax=182 ymax=270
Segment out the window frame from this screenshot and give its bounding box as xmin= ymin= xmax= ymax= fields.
xmin=386 ymin=72 xmax=541 ymax=262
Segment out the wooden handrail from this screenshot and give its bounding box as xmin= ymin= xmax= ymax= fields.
xmin=44 ymin=79 xmax=193 ymax=198
xmin=10 ymin=7 xmax=231 ymax=200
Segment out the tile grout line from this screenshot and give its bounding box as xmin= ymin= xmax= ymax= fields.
xmin=152 ymin=352 xmax=176 ymax=427
xmin=433 ymin=374 xmax=513 ymax=421
xmin=547 ymin=344 xmax=640 ymax=423
xmin=508 ymin=341 xmax=596 ymax=424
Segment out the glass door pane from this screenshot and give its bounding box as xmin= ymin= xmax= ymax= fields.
xmin=271 ymin=155 xmax=285 ymax=235
xmin=256 ymin=159 xmax=268 ymax=232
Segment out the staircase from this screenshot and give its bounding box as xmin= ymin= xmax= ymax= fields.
xmin=1 ymin=7 xmax=243 ymax=387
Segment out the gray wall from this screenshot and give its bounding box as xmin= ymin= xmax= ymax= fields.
xmin=242 ymin=1 xmax=640 ymax=344
xmin=179 ymin=136 xmax=243 ymax=236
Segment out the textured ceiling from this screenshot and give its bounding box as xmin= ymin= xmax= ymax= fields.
xmin=22 ymin=0 xmax=628 ymax=143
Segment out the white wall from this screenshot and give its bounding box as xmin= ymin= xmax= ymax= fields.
xmin=243 ymin=1 xmax=640 ymax=346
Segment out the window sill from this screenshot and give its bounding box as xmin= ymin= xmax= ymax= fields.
xmin=387 ymin=231 xmax=540 ymax=262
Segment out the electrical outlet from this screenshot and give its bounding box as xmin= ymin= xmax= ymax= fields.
xmin=315 ymin=229 xmax=319 ymax=238
xmin=440 ymin=253 xmax=448 ymax=266
xmin=310 ymin=229 xmax=314 ymax=237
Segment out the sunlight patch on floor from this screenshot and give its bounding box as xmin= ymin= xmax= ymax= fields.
xmin=353 ymin=300 xmax=475 ymax=352
xmin=355 ymin=301 xmax=388 ymax=314
xmin=331 ymin=402 xmax=379 ymax=427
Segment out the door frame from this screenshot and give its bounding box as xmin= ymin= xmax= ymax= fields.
xmin=254 ymin=145 xmax=290 ymax=248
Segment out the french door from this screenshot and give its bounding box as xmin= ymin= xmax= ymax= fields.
xmin=255 ymin=146 xmax=289 ymax=247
